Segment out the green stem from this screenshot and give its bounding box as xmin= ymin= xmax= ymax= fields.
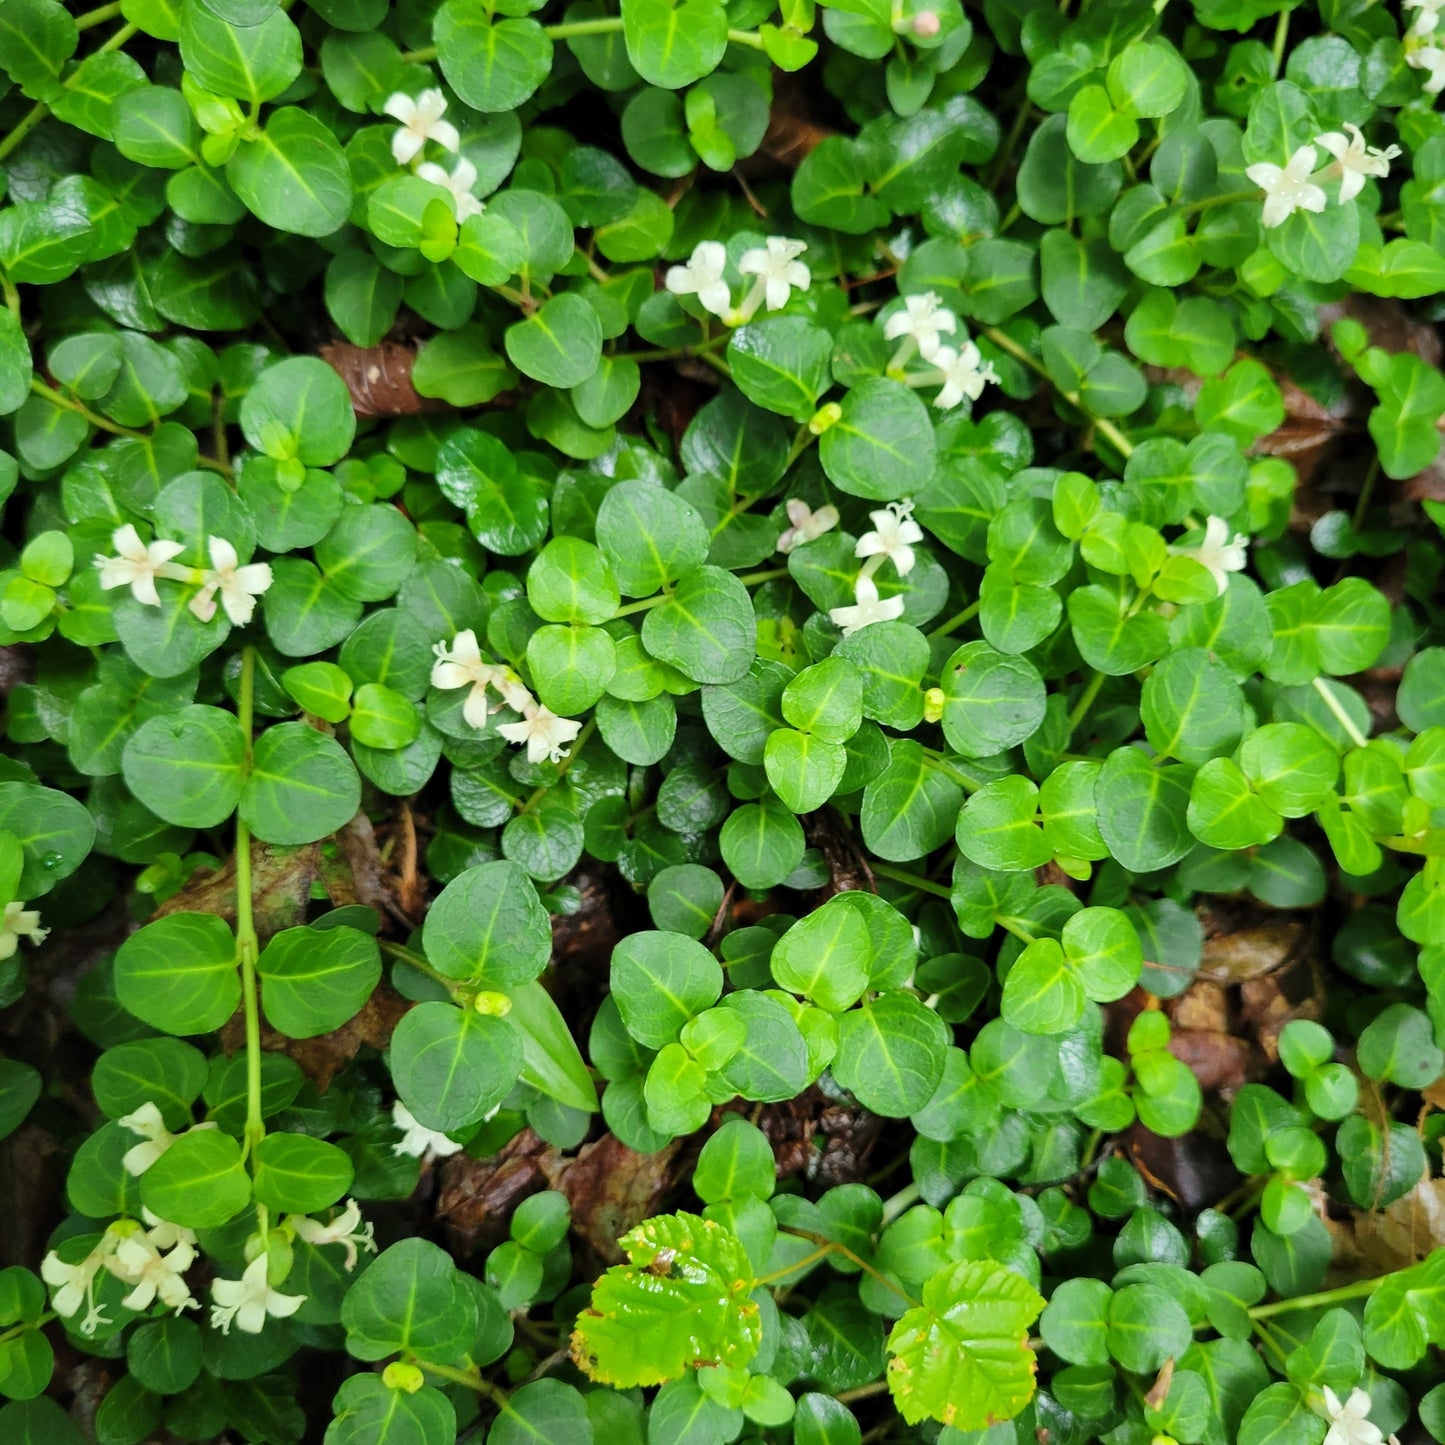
xmin=30 ymin=379 xmax=146 ymax=438
xmin=0 ymin=272 xmax=18 ymax=318
xmin=378 ymin=939 xmax=462 ymax=996
xmin=754 ymin=1246 xmax=832 ymax=1286
xmin=1068 ymin=669 xmax=1107 ymax=735
xmin=1311 ymin=676 xmax=1369 ymax=749
xmin=74 ymin=0 xmax=124 ymax=27
xmin=236 ymin=648 xmax=264 ymax=1157
xmin=612 ymin=568 xmax=788 ymax=617
xmin=880 ymin=1182 xmax=920 ymax=1226
xmin=1179 ymin=189 xmax=1260 ymax=215
xmin=414 ymin=1359 xmax=500 ymax=1396
xmin=871 ymin=863 xmax=952 ymax=899
xmin=778 ymin=1227 xmax=919 ymax=1308
xmin=1351 ymin=456 xmax=1381 ymax=531
xmin=725 ymin=26 xmax=766 ymax=47
xmin=980 ymin=326 xmax=1134 ymax=459
xmin=999 ymin=917 xmax=1038 ymax=945
xmin=1269 ymin=8 xmax=1289 ymax=75
xmin=0 ymin=102 xmax=49 ymax=163
xmin=926 ymin=600 xmax=980 ymax=639
xmin=614 ymin=332 xmax=732 ymax=363
xmin=0 ymin=1312 xmax=55 ymax=1345
xmin=1248 ymin=1275 xmax=1382 ymax=1321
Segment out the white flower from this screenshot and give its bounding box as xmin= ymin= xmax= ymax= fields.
xmin=1406 ymin=0 xmax=1445 ymax=37
xmin=117 ymin=1102 xmax=177 ymax=1177
xmin=883 ymin=291 xmax=957 ymax=362
xmin=42 ymin=1229 xmax=120 ymax=1334
xmin=930 ymin=341 xmax=998 ymax=410
xmin=108 ymin=1231 xmax=199 ymax=1315
xmin=855 ymin=500 xmax=924 ymax=578
xmin=94 ymin=524 xmax=187 ymax=608
xmin=0 ymin=900 xmax=47 ymax=960
xmin=1315 ymin=124 xmax=1401 ymax=203
xmin=383 ymin=88 xmax=459 ymax=167
xmin=416 ymin=156 xmax=484 ymax=223
xmin=391 ymin=1100 xmax=464 ymax=1160
xmin=210 ymin=1254 xmax=306 ymax=1336
xmin=289 ymin=1199 xmax=376 ymax=1272
xmin=777 ymin=498 xmax=840 ymax=554
xmin=430 ymin=630 xmax=532 ymax=730
xmin=142 ymin=1210 xmax=198 ymax=1255
xmin=664 ymin=241 xmax=732 ymax=320
xmin=737 ymin=236 xmax=810 ymax=313
xmin=188 ymin=536 xmax=273 ymax=627
xmin=1314 ymin=1387 xmax=1384 ymax=1445
xmin=829 ymin=573 xmax=906 ymax=637
xmin=1168 ymin=515 xmax=1249 ymax=598
xmin=1407 ymin=43 xmax=1445 ymax=93
xmin=1246 ymin=144 xmax=1327 ymax=229
xmin=117 ymin=1105 xmax=217 ymax=1177
xmin=498 ymin=701 xmax=583 ymax=765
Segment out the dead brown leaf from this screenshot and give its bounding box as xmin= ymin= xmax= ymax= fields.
xmin=751 ymin=1086 xmax=882 ymax=1186
xmin=155 ymin=839 xmax=319 ymax=935
xmin=544 ymin=1132 xmax=682 ymax=1266
xmin=319 ymin=341 xmax=449 ymax=418
xmin=437 ymin=1128 xmax=554 ymax=1255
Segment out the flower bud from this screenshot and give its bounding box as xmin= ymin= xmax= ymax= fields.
xmin=473 ymin=990 xmax=513 ymax=1017
xmin=808 ymin=401 xmax=843 ymax=435
xmin=383 ymin=1362 xmax=426 ymax=1394
xmin=912 ymin=10 xmax=940 ymax=37
xmin=922 ymin=686 xmax=945 ymax=723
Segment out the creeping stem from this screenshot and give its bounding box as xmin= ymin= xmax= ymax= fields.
xmin=236 ymin=647 xmax=265 ymax=1156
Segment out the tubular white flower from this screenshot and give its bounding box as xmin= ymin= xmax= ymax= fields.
xmin=94 ymin=524 xmax=187 ymax=608
xmin=391 ymin=1100 xmax=464 ymax=1160
xmin=1407 ymin=42 xmax=1445 ymax=93
xmin=289 ymin=1199 xmax=377 ymax=1271
xmin=497 ymin=702 xmax=583 ymax=765
xmin=210 ymin=1254 xmax=306 ymax=1336
xmin=1314 ymin=1386 xmax=1384 ymax=1445
xmin=776 ymin=499 xmax=840 ymax=554
xmin=42 ymin=1228 xmax=122 ymax=1334
xmin=383 ymin=88 xmax=460 ymax=166
xmin=142 ymin=1210 xmax=198 ymax=1255
xmin=736 ymin=236 xmax=810 ymax=318
xmin=664 ymin=241 xmax=732 ymax=320
xmin=189 ymin=537 xmax=273 ymax=627
xmin=0 ymin=900 xmax=47 ymax=961
xmin=930 ymin=341 xmax=998 ymax=410
xmin=1405 ymin=0 xmax=1445 ymax=37
xmin=883 ymin=291 xmax=957 ymax=363
xmin=431 ymin=630 xmax=530 ymax=730
xmin=416 ymin=157 xmax=484 ymax=223
xmin=1246 ymin=144 xmax=1327 ymax=228
xmin=829 ymin=573 xmax=906 ymax=637
xmin=1315 ymin=124 xmax=1401 ymax=203
xmin=117 ymin=1102 xmax=177 ymax=1177
xmin=855 ymin=500 xmax=924 ymax=578
xmin=109 ymin=1231 xmax=199 ymax=1315
xmin=1168 ymin=515 xmax=1249 ymax=597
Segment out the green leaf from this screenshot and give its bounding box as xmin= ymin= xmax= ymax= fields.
xmin=114 ymin=912 xmax=240 ymax=1036
xmin=886 ymin=1261 xmax=1044 ymax=1428
xmin=833 ymin=991 xmax=948 ymax=1116
xmin=391 ymin=1001 xmax=522 ymax=1132
xmin=771 ymin=896 xmax=871 ymax=1012
xmin=436 ymin=3 xmax=553 ymax=111
xmin=227 ymin=108 xmax=352 ymax=238
xmin=179 ymin=3 xmax=301 ymax=104
xmin=121 ymin=705 xmax=246 ymax=828
xmin=252 ymin=1131 xmax=354 ymax=1213
xmin=938 ymin=641 xmax=1046 ymax=758
xmin=505 ymin=293 xmax=602 ymax=388
xmin=140 ymin=1128 xmax=251 ymax=1228
xmin=596 ymin=479 xmax=709 ymax=597
xmin=820 ymin=378 xmax=937 ymax=502
xmin=610 ymin=930 xmax=723 ymax=1048
xmin=728 ymin=319 xmax=834 ymax=422
xmin=1096 ymin=747 xmax=1194 ymax=872
xmin=621 ymin=0 xmax=726 ymax=88
xmin=342 ymin=1238 xmax=480 ymax=1362
xmin=258 ymin=925 xmax=381 ymax=1038
xmin=571 ymin=1213 xmax=760 ymax=1385
xmin=641 ymin=565 xmax=755 ymax=685
xmin=240 ymin=723 xmax=361 ymax=845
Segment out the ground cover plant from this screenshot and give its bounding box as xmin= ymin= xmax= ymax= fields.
xmin=4 ymin=0 xmax=1445 ymax=1440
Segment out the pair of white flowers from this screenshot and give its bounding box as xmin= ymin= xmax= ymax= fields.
xmin=384 ymin=88 xmax=482 ymax=222
xmin=431 ymin=629 xmax=583 ymax=765
xmin=42 ymin=1213 xmax=199 ymax=1335
xmin=0 ymin=899 xmax=47 ymax=960
xmin=1405 ymin=0 xmax=1445 ymax=92
xmin=665 ymin=237 xmax=812 ymax=327
xmin=95 ymin=524 xmax=273 ymax=627
xmin=1245 ymin=124 xmax=1401 ymax=229
xmin=777 ymin=498 xmax=924 ymax=637
xmin=884 ymin=292 xmax=999 ymax=411
xmin=211 ymin=1197 xmax=376 ymax=1334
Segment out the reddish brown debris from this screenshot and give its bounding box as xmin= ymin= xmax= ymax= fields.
xmin=319 ymin=341 xmax=446 ymax=418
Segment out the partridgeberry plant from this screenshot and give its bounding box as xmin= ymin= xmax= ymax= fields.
xmin=6 ymin=0 xmax=1445 ymax=1440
